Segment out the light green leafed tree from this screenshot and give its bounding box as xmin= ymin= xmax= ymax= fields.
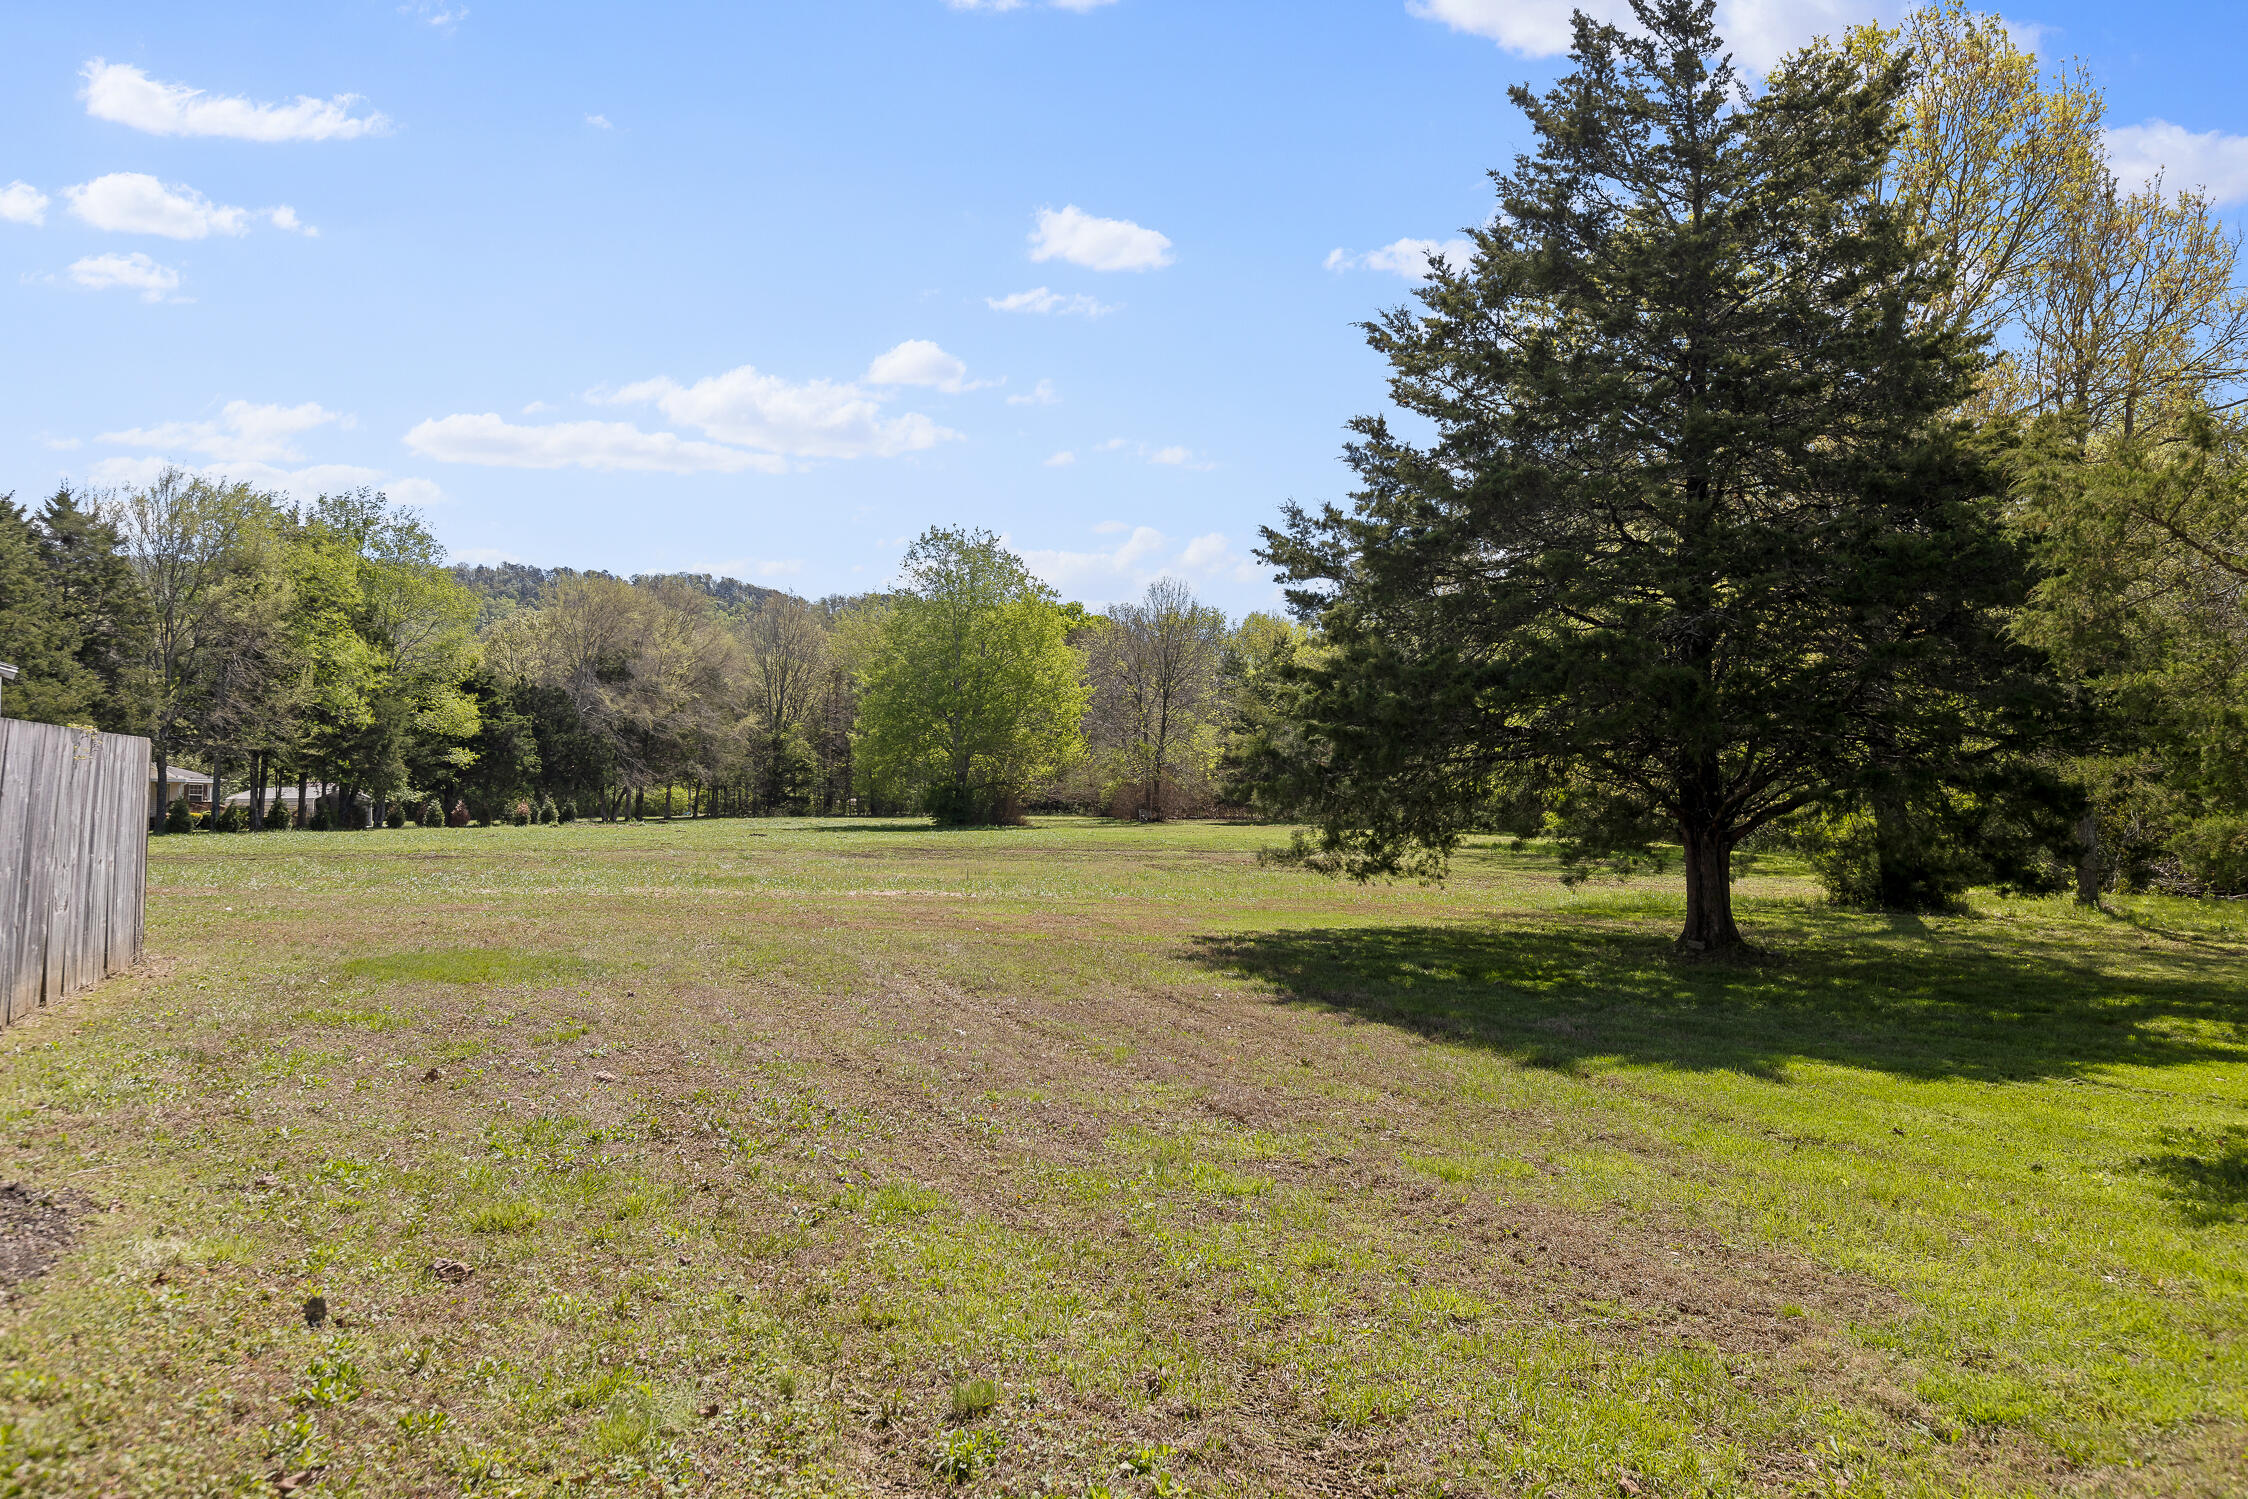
xmin=110 ymin=469 xmax=263 ymax=828
xmin=285 ymin=490 xmax=481 ymax=824
xmin=857 ymin=526 xmax=1085 ymax=825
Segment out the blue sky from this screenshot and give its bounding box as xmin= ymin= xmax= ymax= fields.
xmin=4 ymin=1 xmax=2244 ymax=613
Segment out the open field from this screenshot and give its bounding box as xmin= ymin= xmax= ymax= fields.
xmin=0 ymin=818 xmax=2244 ymax=1497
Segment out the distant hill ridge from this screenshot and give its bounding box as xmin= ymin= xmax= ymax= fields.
xmin=449 ymin=562 xmax=789 ymax=612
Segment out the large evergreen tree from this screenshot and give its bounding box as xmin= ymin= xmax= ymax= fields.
xmin=36 ymin=485 xmax=151 ymax=734
xmin=1261 ymin=0 xmax=2021 ymax=952
xmin=0 ymin=495 xmax=101 ymax=725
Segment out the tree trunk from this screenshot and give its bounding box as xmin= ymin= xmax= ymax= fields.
xmin=297 ymin=769 xmax=308 ymax=830
xmin=249 ymin=752 xmax=266 ymax=832
xmin=2075 ymin=808 xmax=2103 ymax=906
xmin=664 ymin=784 xmax=673 ymax=821
xmin=1676 ymin=824 xmax=1743 ymax=954
xmin=154 ymin=746 xmax=169 ymax=832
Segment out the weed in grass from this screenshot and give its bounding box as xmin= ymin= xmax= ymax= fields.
xmin=462 ymin=1197 xmax=545 ymax=1234
xmin=341 ymin=947 xmax=590 ymax=987
xmin=291 ymin=1352 xmax=364 ymax=1408
xmin=930 ymin=1426 xmax=1003 ymax=1482
xmin=950 ymin=1376 xmax=1000 ymax=1421
xmin=870 ymin=1181 xmax=948 ymax=1221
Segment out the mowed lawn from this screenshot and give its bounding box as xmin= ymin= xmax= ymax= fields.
xmin=1 ymin=820 xmax=2244 ymax=1497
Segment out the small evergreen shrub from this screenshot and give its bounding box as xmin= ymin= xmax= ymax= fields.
xmin=162 ymin=797 xmax=193 ymax=834
xmin=2171 ymin=816 xmax=2248 ymax=896
xmin=419 ymin=799 xmax=444 ymax=828
xmin=385 ymin=803 xmax=407 ymax=829
xmin=538 ymin=795 xmax=559 ymax=824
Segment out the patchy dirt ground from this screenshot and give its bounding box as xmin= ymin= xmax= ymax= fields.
xmin=0 ymin=1181 xmax=88 ymax=1294
xmin=0 ymin=818 xmax=2243 ymax=1496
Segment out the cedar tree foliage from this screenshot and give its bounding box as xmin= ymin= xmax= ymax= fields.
xmin=1259 ymin=0 xmax=2023 ymax=953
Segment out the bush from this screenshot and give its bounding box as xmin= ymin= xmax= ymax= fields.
xmin=385 ymin=803 xmax=407 ymax=829
xmin=538 ymin=795 xmax=559 ymax=825
xmin=162 ymin=796 xmax=193 ymax=835
xmin=512 ymin=800 xmax=532 ymax=827
xmin=212 ymin=803 xmax=249 ymax=833
xmin=447 ymin=800 xmax=471 ymax=828
xmin=419 ymin=799 xmax=444 ymax=828
xmin=558 ymin=797 xmax=576 ymax=824
xmin=924 ymin=783 xmax=1024 ymax=827
xmin=2170 ymin=816 xmax=2248 ymax=896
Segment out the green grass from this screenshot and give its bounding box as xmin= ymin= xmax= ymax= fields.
xmin=340 ymin=946 xmax=591 ymax=986
xmin=0 ymin=816 xmax=2242 ymax=1495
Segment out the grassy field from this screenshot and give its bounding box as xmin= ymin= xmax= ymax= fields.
xmin=0 ymin=817 xmax=2243 ymax=1497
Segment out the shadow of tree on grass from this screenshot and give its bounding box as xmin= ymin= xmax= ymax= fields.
xmin=2135 ymin=1128 xmax=2248 ymax=1225
xmin=1184 ymin=906 xmax=2248 ymax=1085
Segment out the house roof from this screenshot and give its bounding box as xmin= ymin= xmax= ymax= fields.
xmin=150 ymin=766 xmax=214 ymax=785
xmin=223 ymin=783 xmax=337 ymax=806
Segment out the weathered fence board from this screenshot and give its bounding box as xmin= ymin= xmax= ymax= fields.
xmin=0 ymin=720 xmax=149 ymax=1029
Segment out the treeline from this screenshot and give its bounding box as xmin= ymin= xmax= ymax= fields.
xmin=0 ymin=479 xmax=1288 ymax=829
xmin=1241 ymin=0 xmax=2248 ymax=949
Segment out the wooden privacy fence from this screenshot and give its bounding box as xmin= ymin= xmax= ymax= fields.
xmin=0 ymin=719 xmax=149 ymax=1029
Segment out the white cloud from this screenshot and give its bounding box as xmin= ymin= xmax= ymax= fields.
xmin=1029 ymin=205 xmax=1173 ymax=272
xmin=986 ymin=285 xmax=1118 ymax=317
xmin=101 ymin=400 xmax=342 ymax=463
xmin=87 ymin=399 xmax=437 ymax=502
xmin=67 ymin=251 xmax=181 ymax=301
xmin=1045 ymin=450 xmax=1077 ymax=467
xmin=44 ymin=437 xmax=83 ymax=452
xmin=79 ymin=59 xmax=389 ymax=142
xmin=1088 ymin=437 xmax=1214 ymax=470
xmin=385 ymin=476 xmax=447 ymax=509
xmin=2108 ymin=120 xmax=2248 ymax=206
xmin=404 ymin=413 xmax=787 ymax=474
xmin=1008 ymin=379 xmax=1060 ymax=406
xmin=1408 ymin=0 xmax=1884 ymax=72
xmin=865 ymin=339 xmax=985 ymax=393
xmin=404 ymin=2 xmax=469 ymax=32
xmin=1 ymin=182 xmax=49 ymax=226
xmin=1021 ymin=526 xmax=1261 ymax=604
xmin=605 ymin=364 xmax=958 ymax=460
xmin=586 ymin=113 xmax=613 ymax=129
xmin=1326 ymin=236 xmax=1475 ymax=280
xmin=452 ymin=547 xmax=522 ymax=566
xmin=65 ymin=173 xmax=276 ymax=239
xmin=85 ymin=453 xmax=387 ymax=499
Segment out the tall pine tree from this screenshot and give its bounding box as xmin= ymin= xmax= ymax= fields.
xmin=1261 ymin=0 xmax=2020 ymax=952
